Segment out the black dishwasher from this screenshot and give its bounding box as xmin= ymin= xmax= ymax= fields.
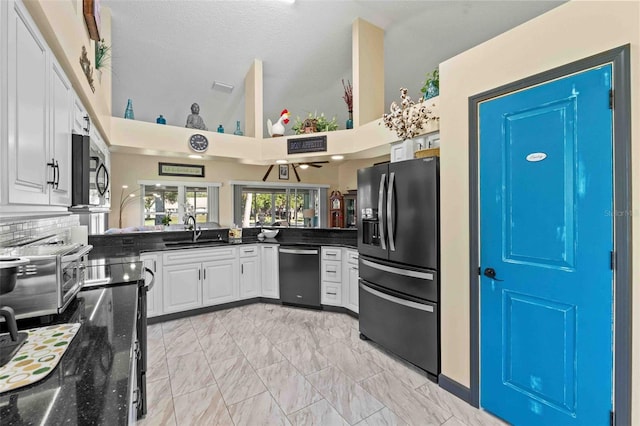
xmin=278 ymin=246 xmax=320 ymax=308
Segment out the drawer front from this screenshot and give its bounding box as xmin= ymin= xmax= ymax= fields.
xmin=346 ymin=250 xmax=359 ymax=265
xmin=322 ymin=260 xmax=342 ymax=283
xmin=322 ymin=247 xmax=342 ymax=261
xmin=239 ymin=245 xmax=258 ymax=258
xmin=322 ymin=282 xmax=342 ymax=306
xmin=163 ymin=247 xmax=237 ymax=265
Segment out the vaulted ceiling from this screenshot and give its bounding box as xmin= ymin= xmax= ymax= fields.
xmin=104 ymin=0 xmax=564 ymax=139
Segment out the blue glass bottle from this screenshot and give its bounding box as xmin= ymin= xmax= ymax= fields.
xmin=233 ymin=120 xmax=243 ymax=136
xmin=217 ymin=124 xmax=224 ymax=133
xmin=424 ymin=82 xmax=439 ymax=100
xmin=156 ymin=115 xmax=166 ymax=125
xmin=124 ymin=99 xmax=134 ymax=119
xmin=346 ymin=111 xmax=353 ymax=129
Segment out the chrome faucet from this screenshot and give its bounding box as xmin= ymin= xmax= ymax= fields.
xmin=185 ymin=215 xmax=202 ymax=242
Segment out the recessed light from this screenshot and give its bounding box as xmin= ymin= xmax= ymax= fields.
xmin=299 ymin=164 xmax=309 ymax=169
xmin=331 ymin=155 xmax=344 ymax=160
xmin=276 ymin=159 xmax=288 ymax=164
xmin=188 ymin=154 xmax=202 ymax=159
xmin=155 ymin=183 xmax=161 ymax=187
xmin=211 ymin=81 xmax=234 ymax=92
xmin=122 ymin=185 xmax=128 ymax=189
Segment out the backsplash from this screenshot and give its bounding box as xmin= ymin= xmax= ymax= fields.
xmin=0 ymin=215 xmax=79 ymax=247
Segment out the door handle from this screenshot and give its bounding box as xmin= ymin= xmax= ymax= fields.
xmin=483 ymin=268 xmax=503 ymax=281
xmin=378 ymin=173 xmax=386 ymax=250
xmin=387 ymin=172 xmax=396 ymax=252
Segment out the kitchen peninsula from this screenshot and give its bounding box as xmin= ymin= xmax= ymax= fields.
xmin=88 ymin=227 xmax=359 ymax=324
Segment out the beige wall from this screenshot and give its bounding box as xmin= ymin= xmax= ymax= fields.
xmin=24 ymin=0 xmax=112 ymax=140
xmin=109 ymin=153 xmax=385 ymax=229
xmin=438 ymin=0 xmax=639 ymax=420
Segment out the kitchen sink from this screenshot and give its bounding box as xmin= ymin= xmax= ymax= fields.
xmin=163 ymin=239 xmax=227 ymax=248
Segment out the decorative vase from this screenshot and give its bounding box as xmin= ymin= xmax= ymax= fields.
xmin=424 ymin=82 xmax=439 ymax=100
xmin=233 ymin=120 xmax=243 ymax=136
xmin=217 ymin=124 xmax=224 ymax=133
xmin=156 ymin=115 xmax=166 ymax=125
xmin=346 ymin=111 xmax=353 ymax=129
xmin=124 ymin=99 xmax=134 ymax=119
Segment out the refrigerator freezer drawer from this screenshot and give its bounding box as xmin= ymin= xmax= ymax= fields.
xmin=359 ymin=281 xmax=439 ymax=376
xmin=359 ymin=257 xmax=438 ymax=302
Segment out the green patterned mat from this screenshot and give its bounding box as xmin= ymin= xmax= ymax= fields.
xmin=0 ymin=323 xmax=81 ymax=393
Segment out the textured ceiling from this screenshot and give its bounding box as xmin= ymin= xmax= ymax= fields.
xmin=104 ymin=0 xmax=564 ymax=139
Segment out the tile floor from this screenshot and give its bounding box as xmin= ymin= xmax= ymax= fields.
xmin=140 ymin=303 xmax=507 ymax=426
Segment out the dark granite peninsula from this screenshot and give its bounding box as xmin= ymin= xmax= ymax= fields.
xmin=88 ymin=227 xmax=357 ymax=259
xmin=0 ymin=282 xmax=141 ymax=425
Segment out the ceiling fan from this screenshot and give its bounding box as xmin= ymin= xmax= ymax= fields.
xmin=262 ymin=161 xmax=329 ymax=182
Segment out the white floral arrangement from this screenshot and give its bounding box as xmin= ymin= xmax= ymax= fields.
xmin=382 ymin=88 xmax=439 ymax=140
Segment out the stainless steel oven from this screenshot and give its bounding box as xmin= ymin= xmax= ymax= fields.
xmin=0 ymin=244 xmax=92 ymax=320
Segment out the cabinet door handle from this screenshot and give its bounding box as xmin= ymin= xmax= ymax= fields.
xmin=153 ymin=260 xmax=156 ymax=272
xmin=198 ymin=269 xmax=201 ymax=280
xmin=203 ymin=269 xmax=206 ymax=280
xmin=241 ymin=264 xmax=244 ymax=274
xmin=54 ymin=161 xmax=60 ymax=189
xmin=46 ymin=159 xmax=56 ymax=186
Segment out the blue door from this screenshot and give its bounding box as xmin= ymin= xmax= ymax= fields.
xmin=479 ymin=65 xmax=613 ymax=425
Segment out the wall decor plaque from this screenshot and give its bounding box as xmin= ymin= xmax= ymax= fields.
xmin=287 ymin=135 xmax=327 ymax=154
xmin=83 ymin=0 xmax=101 ymax=41
xmin=159 ymin=162 xmax=205 ymax=178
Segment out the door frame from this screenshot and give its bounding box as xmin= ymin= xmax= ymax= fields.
xmin=468 ymin=45 xmax=632 ymax=425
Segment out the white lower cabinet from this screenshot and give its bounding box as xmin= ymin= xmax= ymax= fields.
xmin=203 ymin=258 xmax=238 ymax=305
xmin=163 ymin=263 xmax=202 ymax=313
xmin=140 ymin=252 xmax=163 ymax=318
xmin=239 ymin=245 xmax=260 ymax=300
xmin=321 ymin=247 xmax=359 ymax=312
xmin=240 ymin=257 xmax=260 ymax=299
xmin=260 ymin=245 xmax=279 ymax=299
xmin=158 ymin=246 xmax=241 ymax=316
xmin=321 ymin=247 xmax=343 ymax=306
xmin=345 ymin=261 xmax=359 ymax=313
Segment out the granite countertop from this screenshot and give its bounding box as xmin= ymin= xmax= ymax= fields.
xmin=88 ymin=229 xmax=357 ymax=260
xmin=0 ymin=281 xmax=140 ymax=424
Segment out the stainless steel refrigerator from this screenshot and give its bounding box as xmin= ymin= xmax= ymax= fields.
xmin=357 ymin=156 xmax=439 ymax=379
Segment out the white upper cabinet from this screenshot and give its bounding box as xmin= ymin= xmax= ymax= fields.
xmin=7 ymin=0 xmax=49 ymax=205
xmin=49 ymin=58 xmax=72 ymax=206
xmin=3 ymin=0 xmax=73 ymax=209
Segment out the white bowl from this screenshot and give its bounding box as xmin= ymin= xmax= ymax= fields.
xmin=261 ymin=229 xmax=279 ymax=239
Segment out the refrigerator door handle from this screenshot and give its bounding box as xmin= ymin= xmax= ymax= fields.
xmin=387 ymin=172 xmax=396 ymax=252
xmin=359 ymin=282 xmax=434 ymax=312
xmin=361 ymin=258 xmax=434 ymax=280
xmin=378 ymin=174 xmax=387 ymax=250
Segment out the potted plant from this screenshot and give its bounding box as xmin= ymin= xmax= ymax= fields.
xmin=161 ymin=215 xmax=172 ymax=227
xmin=420 ymin=68 xmax=439 ymax=100
xmin=94 ymin=39 xmax=110 ymax=82
xmin=291 ymin=112 xmax=339 ymax=135
xmin=381 ymin=88 xmax=439 ymax=141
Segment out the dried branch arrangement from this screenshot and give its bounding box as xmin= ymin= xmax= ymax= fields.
xmin=342 ymin=79 xmax=353 ymax=112
xmin=382 ymin=88 xmax=439 ymax=140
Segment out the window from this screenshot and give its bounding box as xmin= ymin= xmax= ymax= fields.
xmin=232 ymin=182 xmax=328 ymax=228
xmin=140 ymin=181 xmax=220 ymax=226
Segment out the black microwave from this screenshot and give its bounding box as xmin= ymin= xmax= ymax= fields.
xmin=71 ymin=134 xmax=110 ymax=207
